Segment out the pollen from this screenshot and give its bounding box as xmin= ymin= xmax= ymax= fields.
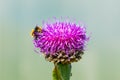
xmin=30 ymin=29 xmax=34 ymax=37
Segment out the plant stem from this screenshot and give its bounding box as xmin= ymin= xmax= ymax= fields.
xmin=52 ymin=63 xmax=71 ymax=80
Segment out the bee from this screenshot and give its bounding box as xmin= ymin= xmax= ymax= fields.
xmin=30 ymin=25 xmax=42 ymax=39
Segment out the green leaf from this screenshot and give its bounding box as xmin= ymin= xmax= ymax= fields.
xmin=52 ymin=66 xmax=62 ymax=80
xmin=52 ymin=63 xmax=71 ymax=80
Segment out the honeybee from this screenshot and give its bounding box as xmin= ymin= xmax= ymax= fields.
xmin=31 ymin=25 xmax=42 ymax=39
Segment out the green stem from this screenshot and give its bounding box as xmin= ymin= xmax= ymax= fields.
xmin=52 ymin=63 xmax=71 ymax=80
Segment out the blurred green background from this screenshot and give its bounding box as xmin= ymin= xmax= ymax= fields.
xmin=0 ymin=0 xmax=120 ymax=80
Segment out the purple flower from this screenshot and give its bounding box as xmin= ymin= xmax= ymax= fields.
xmin=32 ymin=18 xmax=89 ymax=63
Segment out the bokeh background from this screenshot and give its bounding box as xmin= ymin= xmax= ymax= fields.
xmin=0 ymin=0 xmax=120 ymax=80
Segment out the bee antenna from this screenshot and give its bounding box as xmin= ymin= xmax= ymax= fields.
xmin=36 ymin=24 xmax=39 ymax=27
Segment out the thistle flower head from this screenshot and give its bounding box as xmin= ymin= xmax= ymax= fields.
xmin=32 ymin=18 xmax=89 ymax=64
